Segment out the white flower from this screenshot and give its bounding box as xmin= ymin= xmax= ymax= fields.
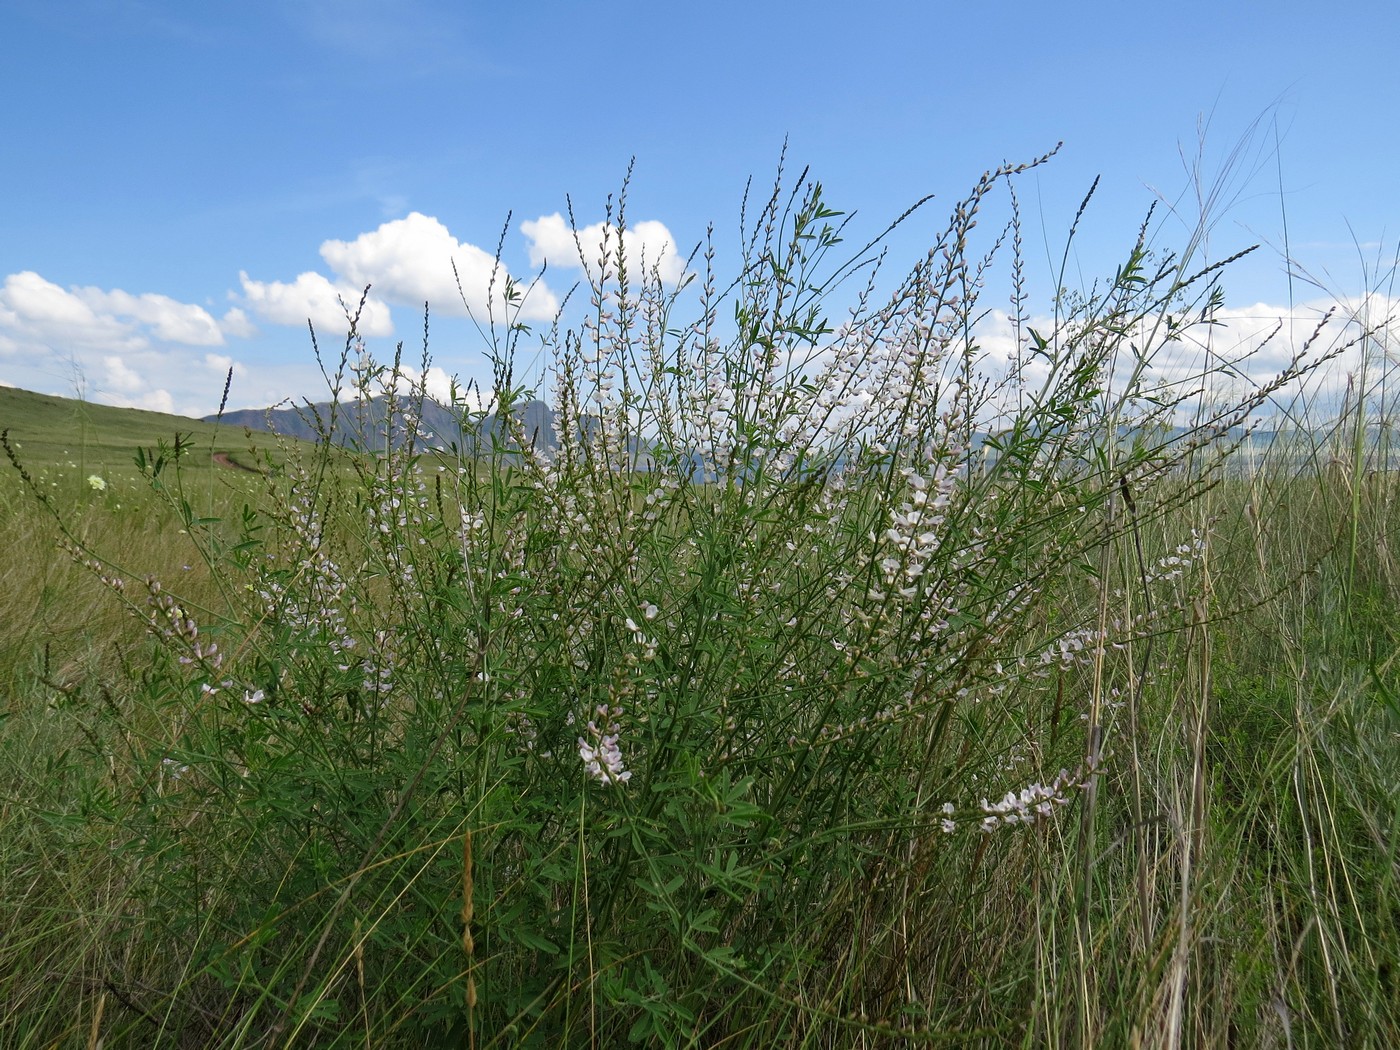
xmin=578 ymin=734 xmax=632 ymax=784
xmin=577 ymin=704 xmax=632 ymax=785
xmin=244 ymin=689 xmax=265 ymax=704
xmin=161 ymin=757 xmax=188 ymax=779
xmin=87 ymin=475 xmax=106 ymax=491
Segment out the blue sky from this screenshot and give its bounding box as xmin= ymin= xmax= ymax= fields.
xmin=1 ymin=0 xmax=1395 ymax=417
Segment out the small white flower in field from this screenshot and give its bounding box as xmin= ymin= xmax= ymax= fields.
xmin=976 ymin=768 xmax=1082 ymax=831
xmin=577 ymin=703 xmax=632 ymax=785
xmin=244 ymin=689 xmax=265 ymax=704
xmin=642 ymin=602 xmax=659 ymax=621
xmin=161 ymin=757 xmax=188 ymax=778
xmin=578 ymin=733 xmax=631 ymax=784
xmin=87 ymin=475 xmax=106 ymax=491
xmin=940 ymin=801 xmax=957 ymax=835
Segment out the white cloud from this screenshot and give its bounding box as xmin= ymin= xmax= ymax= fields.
xmin=0 ymin=271 xmax=145 ymax=353
xmin=0 ymin=270 xmax=244 ymax=353
xmin=237 ymin=270 xmax=394 ymax=338
xmin=521 ymin=213 xmax=686 ymax=287
xmin=0 ymin=270 xmax=262 ymax=417
xmin=335 ymin=360 xmax=485 ymax=412
xmin=90 ymin=347 xmax=238 ymax=416
xmin=422 ymin=365 xmax=455 ymax=404
xmin=319 ymin=211 xmax=559 ymax=322
xmin=978 ymin=295 xmax=1396 ymax=421
xmin=782 ymin=293 xmax=1396 ymax=431
xmin=220 ymin=307 xmax=258 ymax=339
xmin=103 ymin=353 xmax=144 ymax=393
xmin=74 ymin=286 xmax=225 ymax=345
xmin=104 ymin=386 xmax=176 ymax=415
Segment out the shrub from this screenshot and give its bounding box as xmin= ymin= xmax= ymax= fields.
xmin=3 ymin=149 xmax=1383 ymax=1047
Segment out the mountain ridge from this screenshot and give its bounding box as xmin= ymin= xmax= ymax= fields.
xmin=206 ymin=396 xmax=559 ymax=452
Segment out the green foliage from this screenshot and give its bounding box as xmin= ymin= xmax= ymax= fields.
xmin=1 ymin=156 xmax=1396 ymax=1048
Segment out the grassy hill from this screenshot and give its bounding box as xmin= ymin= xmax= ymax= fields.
xmin=0 ymin=385 xmax=294 ymax=475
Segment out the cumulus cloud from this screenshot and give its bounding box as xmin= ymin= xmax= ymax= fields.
xmin=103 ymin=354 xmax=144 ymax=393
xmin=0 ymin=271 xmax=146 ymax=353
xmin=74 ymin=286 xmax=225 ymax=345
xmin=103 ymin=384 xmax=177 ymax=415
xmin=93 ymin=347 xmax=238 ymax=415
xmin=0 ymin=271 xmax=248 ymax=351
xmin=237 ymin=270 xmax=394 ymax=338
xmin=781 ymin=293 xmax=1395 ymax=432
xmin=220 ymin=307 xmax=258 ymax=339
xmin=971 ymin=295 xmax=1396 ymax=422
xmin=0 ymin=270 xmax=260 ymax=416
xmin=319 ymin=211 xmax=559 ymax=321
xmin=521 ymin=213 xmax=686 ymax=287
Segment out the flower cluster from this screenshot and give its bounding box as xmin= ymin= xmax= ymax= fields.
xmin=577 ymin=703 xmax=631 ymax=785
xmin=1144 ymin=530 xmax=1207 ymax=586
xmin=146 ymin=576 xmax=222 ymax=669
xmin=623 ymin=603 xmax=660 ymax=662
xmin=875 ymin=463 xmax=957 ymax=600
xmin=977 ymin=766 xmax=1090 ymax=832
xmin=62 ymin=542 xmax=127 ymax=595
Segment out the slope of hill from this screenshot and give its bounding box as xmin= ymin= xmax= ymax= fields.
xmin=0 ymin=385 xmax=293 ymax=473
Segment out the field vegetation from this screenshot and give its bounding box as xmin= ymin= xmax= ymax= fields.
xmin=1 ymin=152 xmax=1397 ymax=1048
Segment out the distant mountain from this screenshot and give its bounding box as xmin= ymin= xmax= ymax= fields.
xmin=208 ymin=397 xmax=558 ymax=453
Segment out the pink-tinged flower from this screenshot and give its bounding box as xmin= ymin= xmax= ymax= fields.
xmin=577 ymin=704 xmax=632 ymax=785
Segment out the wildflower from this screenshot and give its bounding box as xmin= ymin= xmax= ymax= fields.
xmin=244 ymin=689 xmax=265 ymax=704
xmin=578 ymin=732 xmax=631 ymax=784
xmin=577 ymin=703 xmax=632 ymax=785
xmin=87 ymin=475 xmax=106 ymax=491
xmin=976 ymin=768 xmax=1085 ymax=832
xmin=160 ymin=757 xmax=188 ymax=779
xmin=939 ymin=801 xmax=956 ymax=834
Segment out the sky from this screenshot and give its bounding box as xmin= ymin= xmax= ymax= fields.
xmin=1 ymin=0 xmax=1396 ymax=419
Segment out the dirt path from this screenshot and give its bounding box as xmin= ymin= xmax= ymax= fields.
xmin=211 ymin=451 xmax=263 ymax=474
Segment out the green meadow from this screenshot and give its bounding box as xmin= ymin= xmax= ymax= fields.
xmin=1 ymin=162 xmax=1397 ymax=1048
